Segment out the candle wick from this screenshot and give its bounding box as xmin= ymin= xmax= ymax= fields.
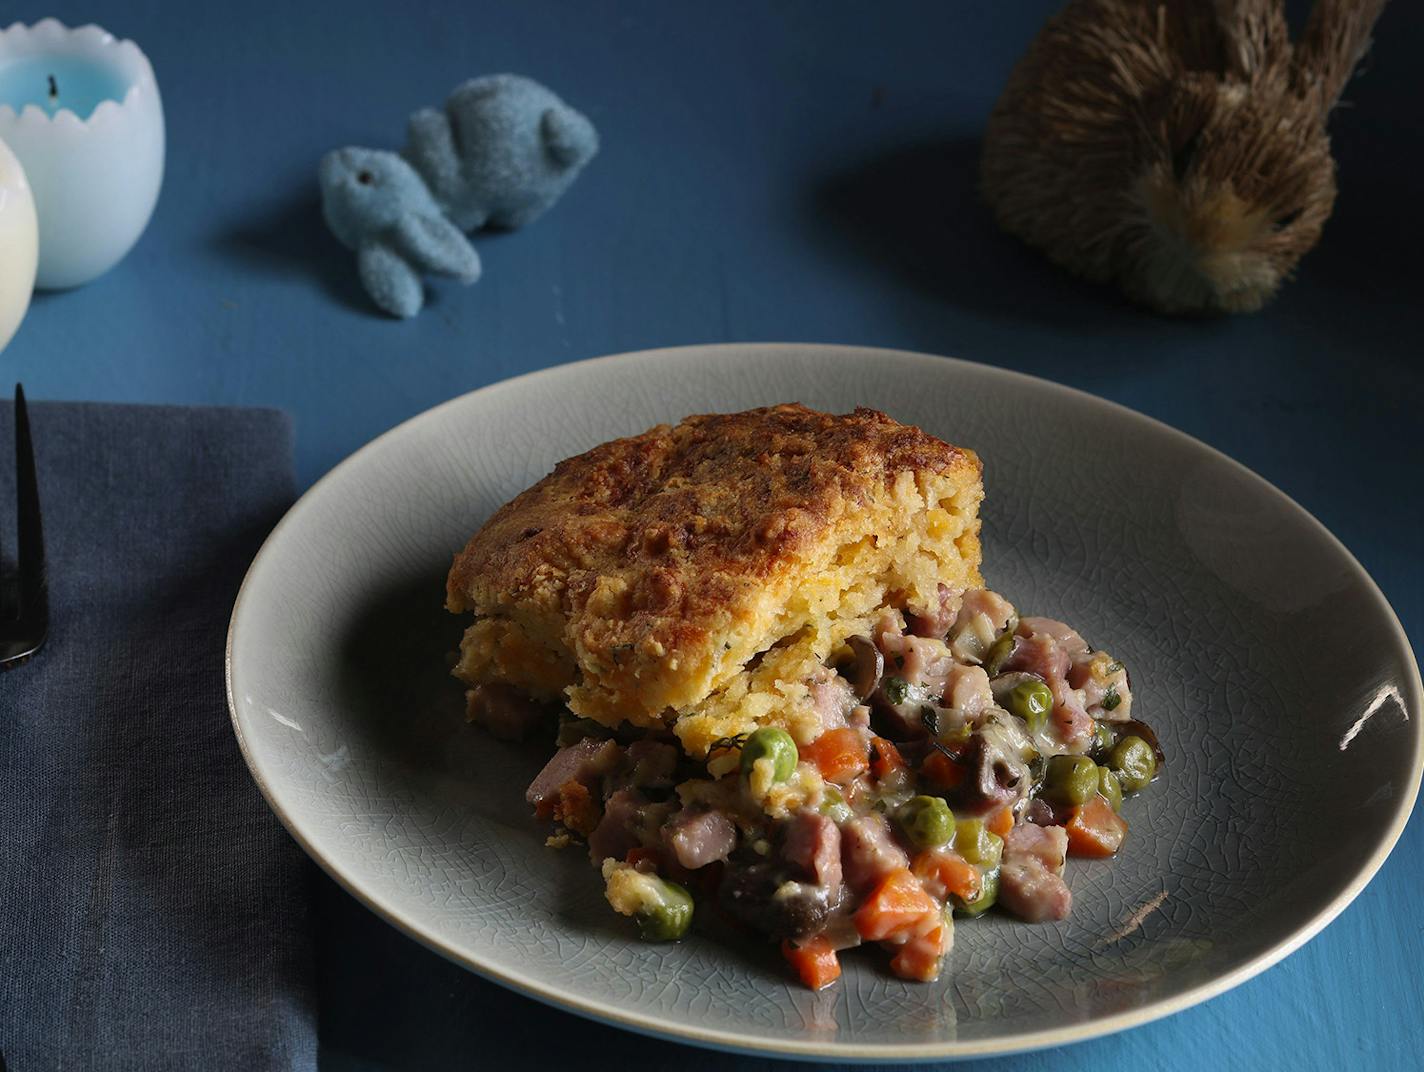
xmin=47 ymin=75 xmax=58 ymax=100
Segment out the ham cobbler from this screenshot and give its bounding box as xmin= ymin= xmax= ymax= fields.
xmin=446 ymin=404 xmax=1161 ymax=989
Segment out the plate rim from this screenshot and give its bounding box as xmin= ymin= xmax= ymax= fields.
xmin=226 ymin=342 xmax=1424 ymax=1061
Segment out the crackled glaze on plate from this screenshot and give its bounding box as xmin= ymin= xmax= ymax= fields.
xmin=226 ymin=344 xmax=1422 ymax=1061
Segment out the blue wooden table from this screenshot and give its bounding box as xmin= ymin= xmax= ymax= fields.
xmin=7 ymin=2 xmax=1420 ymax=1068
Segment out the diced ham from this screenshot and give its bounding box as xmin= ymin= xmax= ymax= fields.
xmin=1016 ymin=617 xmax=1090 ymax=659
xmin=1068 ymin=661 xmax=1105 ymax=706
xmin=998 ymin=823 xmax=1072 ymax=923
xmin=626 ymin=739 xmax=679 ymax=789
xmin=956 ymin=588 xmax=1017 ymax=635
xmin=526 ymin=738 xmax=621 ymax=814
xmin=1068 ymin=652 xmax=1133 ymax=722
xmin=1005 ymin=822 xmax=1068 ymax=871
xmin=1003 ymin=633 xmax=1071 ymax=681
xmin=840 ymin=814 xmax=910 ymax=894
xmin=877 ymin=630 xmax=957 ymax=702
xmin=942 ymin=664 xmax=993 ymax=719
xmin=664 ymin=808 xmax=737 ymax=869
xmin=999 ymin=861 xmax=1072 ymax=922
xmin=872 ymin=615 xmax=957 ymax=738
xmin=587 ymin=787 xmax=646 ymax=863
xmin=948 ymin=588 xmax=1016 ymax=663
xmin=466 ymin=683 xmax=549 ymax=741
xmin=808 ymin=672 xmax=857 ymax=732
xmin=1050 ymin=674 xmax=1095 ymax=751
xmin=783 ymin=810 xmax=843 ymax=895
xmin=906 ymin=583 xmax=963 ymax=638
xmin=1003 ymin=623 xmax=1093 ymax=751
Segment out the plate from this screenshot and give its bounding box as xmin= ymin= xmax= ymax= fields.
xmin=226 ymin=344 xmax=1421 ymax=1061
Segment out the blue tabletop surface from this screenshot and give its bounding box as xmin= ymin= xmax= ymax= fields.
xmin=7 ymin=2 xmax=1421 ymax=1069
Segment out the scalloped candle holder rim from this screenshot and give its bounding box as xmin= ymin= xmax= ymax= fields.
xmin=0 ymin=18 xmax=157 ymax=128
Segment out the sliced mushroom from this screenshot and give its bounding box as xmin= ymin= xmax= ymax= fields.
xmin=959 ymin=726 xmax=1032 ymax=812
xmin=718 ymin=862 xmax=839 ymax=940
xmin=843 ymin=634 xmax=884 ymax=701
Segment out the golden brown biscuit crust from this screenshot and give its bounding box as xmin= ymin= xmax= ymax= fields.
xmin=447 ymin=404 xmax=981 ymax=726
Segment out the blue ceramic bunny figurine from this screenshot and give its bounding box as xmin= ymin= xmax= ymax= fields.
xmin=319 ymin=74 xmax=599 ymax=319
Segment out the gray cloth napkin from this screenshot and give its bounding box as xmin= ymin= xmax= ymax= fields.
xmin=0 ymin=401 xmax=317 ymax=1070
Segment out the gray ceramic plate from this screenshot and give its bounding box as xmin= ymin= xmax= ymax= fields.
xmin=226 ymin=344 xmax=1421 ymax=1061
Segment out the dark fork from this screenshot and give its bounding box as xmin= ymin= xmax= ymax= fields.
xmin=1 ymin=385 xmax=46 ymax=669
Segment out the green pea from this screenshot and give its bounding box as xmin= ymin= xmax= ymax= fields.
xmin=1007 ymin=679 xmax=1054 ymax=734
xmin=1110 ymin=735 xmax=1157 ymax=793
xmin=983 ymin=632 xmax=1016 ymax=676
xmin=635 ymin=878 xmax=694 ymax=941
xmin=1091 ymin=720 xmax=1115 ymax=756
xmin=741 ymin=727 xmax=799 ymax=782
xmin=954 ymin=868 xmax=999 ymax=918
xmin=1044 ymin=754 xmax=1099 ymax=806
xmin=898 ymin=795 xmax=956 ymax=849
xmin=954 ymin=817 xmax=1004 ymax=869
xmin=820 ymin=785 xmax=852 ymax=824
xmin=1097 ymin=766 xmax=1123 ymax=813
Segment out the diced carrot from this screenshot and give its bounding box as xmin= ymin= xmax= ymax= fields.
xmin=802 ymin=726 xmax=869 ymax=785
xmin=988 ymin=806 xmax=1015 ymax=839
xmin=912 ymin=849 xmax=981 ymax=902
xmin=868 ymin=736 xmax=906 ymax=781
xmin=854 ymin=868 xmax=939 ymax=942
xmin=781 ymin=935 xmax=842 ymax=990
xmin=920 ymin=749 xmax=965 ymax=791
xmin=889 ymin=922 xmax=952 ymax=982
xmin=1065 ymin=794 xmax=1128 ymax=858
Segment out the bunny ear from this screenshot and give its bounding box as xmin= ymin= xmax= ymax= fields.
xmin=1207 ymin=0 xmax=1290 ymax=80
xmin=541 ymin=106 xmax=599 ymax=169
xmin=1151 ymin=3 xmax=1289 ymax=83
xmin=393 ymin=212 xmax=481 ymax=283
xmin=358 ymin=242 xmax=425 ymax=319
xmin=1295 ymin=0 xmax=1388 ymax=111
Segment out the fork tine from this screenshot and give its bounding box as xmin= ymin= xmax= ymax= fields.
xmin=14 ymin=384 xmax=47 ymax=633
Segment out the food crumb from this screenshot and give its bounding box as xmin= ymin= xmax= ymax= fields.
xmin=552 ymin=779 xmax=600 ymax=836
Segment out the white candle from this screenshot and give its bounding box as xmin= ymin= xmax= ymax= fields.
xmin=0 ymin=135 xmax=37 ymax=351
xmin=0 ymin=19 xmax=164 ymax=290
